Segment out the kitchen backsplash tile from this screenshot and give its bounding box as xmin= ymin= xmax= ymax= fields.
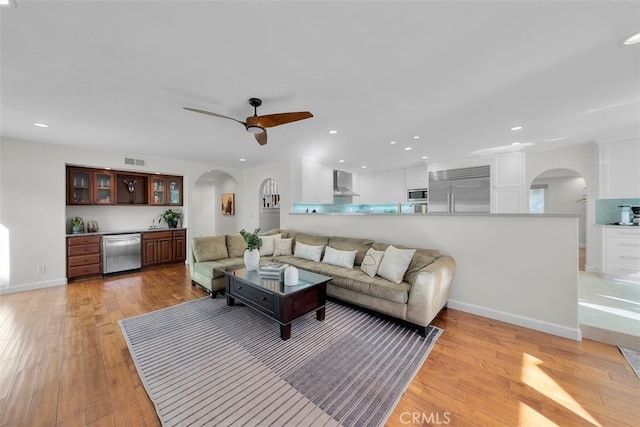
xmin=596 ymin=198 xmax=640 ymax=224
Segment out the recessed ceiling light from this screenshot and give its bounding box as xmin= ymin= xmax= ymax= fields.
xmin=361 ymin=165 xmax=367 ymax=169
xmin=404 ymin=147 xmax=412 ymax=151
xmin=33 ymin=122 xmax=49 ymax=128
xmin=421 ymin=156 xmax=428 ymax=160
xmin=510 ymin=126 xmax=523 ymax=131
xmin=338 ymin=159 xmax=345 ymax=163
xmin=239 ymin=158 xmax=246 ymax=162
xmin=620 ymin=31 xmax=640 ymax=46
xmin=328 ymin=129 xmax=338 ymax=135
xmin=389 ymin=141 xmax=397 ymax=145
xmin=413 ymin=135 xmax=420 ymax=139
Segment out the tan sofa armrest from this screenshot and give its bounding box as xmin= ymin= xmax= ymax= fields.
xmin=406 ymin=255 xmax=456 ymax=327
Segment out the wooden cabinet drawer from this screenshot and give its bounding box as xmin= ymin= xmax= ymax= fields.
xmin=173 ymin=230 xmax=186 ymax=238
xmin=68 ymin=235 xmax=101 ymax=246
xmin=143 ymin=231 xmax=172 ymax=240
xmin=230 ymin=281 xmax=275 ymax=314
xmin=68 ymin=244 xmax=100 ymax=257
xmin=68 ymin=253 xmax=101 ymax=267
xmin=68 ymin=264 xmax=101 ymax=278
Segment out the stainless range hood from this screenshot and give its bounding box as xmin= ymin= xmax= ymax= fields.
xmin=333 ymin=170 xmax=360 ymax=196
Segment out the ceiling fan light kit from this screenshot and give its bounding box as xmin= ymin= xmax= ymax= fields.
xmin=184 ymin=97 xmax=313 ymax=146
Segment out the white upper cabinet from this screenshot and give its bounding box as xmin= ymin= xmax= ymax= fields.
xmin=353 ymin=172 xmax=372 ymax=203
xmin=372 ymin=169 xmax=405 ymax=203
xmin=292 ymin=159 xmax=333 ymax=203
xmin=491 ymin=152 xmax=524 ymax=213
xmin=599 ymin=140 xmax=640 ymax=198
xmin=405 ymin=165 xmax=429 ymax=189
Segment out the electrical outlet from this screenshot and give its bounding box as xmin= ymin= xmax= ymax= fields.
xmin=37 ymin=265 xmax=46 ymax=274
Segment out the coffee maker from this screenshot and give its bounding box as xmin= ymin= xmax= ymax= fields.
xmin=619 ymin=205 xmax=633 ymax=225
xmin=632 ymin=206 xmax=640 ymax=225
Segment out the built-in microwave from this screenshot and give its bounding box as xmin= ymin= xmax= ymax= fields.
xmin=407 ymin=188 xmax=428 ymax=202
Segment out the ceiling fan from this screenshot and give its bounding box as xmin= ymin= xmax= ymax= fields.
xmin=184 ymin=98 xmax=313 ymax=146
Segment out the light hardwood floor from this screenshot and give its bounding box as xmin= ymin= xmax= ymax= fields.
xmin=0 ymin=265 xmax=638 ymax=426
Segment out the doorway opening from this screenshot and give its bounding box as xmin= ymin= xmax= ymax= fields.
xmin=259 ymin=178 xmax=280 ymax=232
xmin=529 ymin=168 xmax=586 ymax=269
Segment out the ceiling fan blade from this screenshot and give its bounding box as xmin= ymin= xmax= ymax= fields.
xmin=183 ymin=107 xmax=246 ymax=125
xmin=254 ymin=130 xmax=267 ymax=146
xmin=249 ymin=111 xmax=313 ymax=128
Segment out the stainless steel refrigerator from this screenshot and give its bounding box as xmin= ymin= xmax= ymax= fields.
xmin=428 ymin=166 xmax=490 ymax=213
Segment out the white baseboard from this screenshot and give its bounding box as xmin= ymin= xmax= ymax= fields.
xmin=0 ymin=278 xmax=67 ymax=295
xmin=448 ymin=299 xmax=582 ymax=341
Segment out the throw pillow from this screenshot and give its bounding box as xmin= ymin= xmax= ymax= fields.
xmin=294 ymin=241 xmax=324 ymax=262
xmin=272 ymin=238 xmax=293 ymax=256
xmin=322 ymin=246 xmax=358 ymax=269
xmin=360 ymin=247 xmax=385 ymax=277
xmin=259 ymin=233 xmax=282 ymax=256
xmin=377 ymin=245 xmax=416 ymax=284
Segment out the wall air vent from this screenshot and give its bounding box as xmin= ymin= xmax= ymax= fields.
xmin=124 ymin=157 xmax=146 ymax=167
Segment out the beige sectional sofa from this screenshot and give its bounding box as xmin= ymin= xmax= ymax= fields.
xmin=189 ymin=229 xmax=455 ymax=335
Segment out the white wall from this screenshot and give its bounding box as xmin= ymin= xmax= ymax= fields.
xmin=283 ymin=212 xmax=581 ymax=340
xmin=0 ymin=137 xmax=240 ymax=294
xmin=525 ymin=143 xmax=599 ymax=272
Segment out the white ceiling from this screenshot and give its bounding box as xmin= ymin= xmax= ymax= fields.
xmin=1 ymin=1 xmax=639 ymax=173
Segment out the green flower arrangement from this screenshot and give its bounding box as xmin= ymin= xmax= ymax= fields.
xmin=239 ymin=228 xmax=262 ymax=251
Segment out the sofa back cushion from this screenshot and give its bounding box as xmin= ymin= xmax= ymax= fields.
xmin=225 ymin=234 xmax=247 ymax=258
xmin=328 ymin=236 xmax=375 ymax=266
xmin=293 ymin=232 xmax=330 ymax=247
xmin=192 ymin=236 xmax=228 ymax=262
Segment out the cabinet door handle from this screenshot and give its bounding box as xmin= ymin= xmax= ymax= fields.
xmin=237 ymin=286 xmax=243 ymax=290
xmin=261 ymin=297 xmax=267 ymax=302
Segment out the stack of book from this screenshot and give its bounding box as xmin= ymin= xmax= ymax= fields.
xmin=259 ymin=262 xmax=289 ymax=278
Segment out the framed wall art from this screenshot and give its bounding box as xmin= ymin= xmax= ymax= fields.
xmin=221 ymin=193 xmax=235 ymax=215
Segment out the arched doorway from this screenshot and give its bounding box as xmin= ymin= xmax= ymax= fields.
xmin=192 ymin=170 xmax=239 ymax=237
xmin=259 ymin=178 xmax=280 ymax=232
xmin=530 ymin=168 xmax=587 ymax=269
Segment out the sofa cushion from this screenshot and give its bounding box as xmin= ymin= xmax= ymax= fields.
xmin=225 ymin=234 xmax=247 ymax=258
xmin=259 ymin=233 xmax=281 ymax=256
xmin=322 ymin=246 xmax=357 ymax=269
xmin=377 ymin=245 xmax=416 ymax=284
xmin=360 ymin=247 xmax=385 ymax=277
xmin=192 ymin=236 xmax=228 ymax=262
xmin=294 ymin=232 xmax=330 ymax=249
xmin=327 ymin=236 xmax=375 ymax=266
xmin=194 ymin=257 xmax=245 ymax=279
xmin=294 ymin=241 xmax=324 ymax=262
xmin=273 ymin=238 xmax=293 ymax=256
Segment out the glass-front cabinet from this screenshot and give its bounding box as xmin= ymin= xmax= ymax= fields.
xmin=168 ymin=176 xmax=183 ymax=206
xmin=68 ymin=168 xmax=92 ymax=205
xmin=94 ymin=170 xmax=115 ymax=204
xmin=150 ymin=176 xmax=183 ymax=206
xmin=149 ymin=177 xmax=167 ymax=205
xmin=66 ymin=165 xmax=183 ymax=206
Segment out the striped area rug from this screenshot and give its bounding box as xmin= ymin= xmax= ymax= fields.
xmin=119 ymin=297 xmax=442 ymax=427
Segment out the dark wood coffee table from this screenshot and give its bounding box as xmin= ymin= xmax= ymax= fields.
xmin=222 ymin=266 xmax=331 ymax=340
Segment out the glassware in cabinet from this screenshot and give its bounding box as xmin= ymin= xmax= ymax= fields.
xmin=94 ymin=170 xmax=115 ymax=204
xmin=168 ymin=177 xmax=183 ymax=206
xmin=150 ymin=177 xmax=166 ymax=205
xmin=67 ymin=168 xmax=92 ymax=205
